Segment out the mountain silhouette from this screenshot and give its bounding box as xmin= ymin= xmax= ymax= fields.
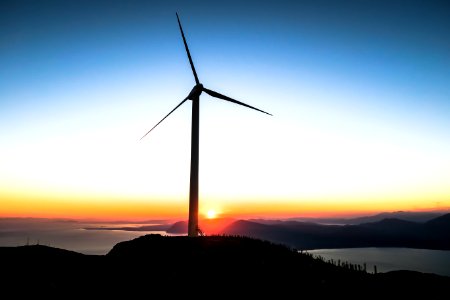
xmin=1 ymin=235 xmax=448 ymax=298
xmin=283 ymin=211 xmax=446 ymax=225
xmin=166 ymin=220 xmax=187 ymax=233
xmin=426 ymin=213 xmax=450 ymax=228
xmin=221 ymin=213 xmax=450 ymax=250
xmin=337 ymin=211 xmax=445 ymax=224
xmin=165 ymin=214 xmax=450 ymax=250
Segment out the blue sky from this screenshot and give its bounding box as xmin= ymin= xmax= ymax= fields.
xmin=1 ymin=0 xmax=449 ymax=218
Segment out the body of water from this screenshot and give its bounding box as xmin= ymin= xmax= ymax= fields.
xmin=0 ymin=219 xmax=183 ymax=255
xmin=308 ymin=247 xmax=450 ymax=277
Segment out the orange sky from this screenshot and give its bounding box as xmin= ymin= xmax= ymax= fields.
xmin=1 ymin=188 xmax=449 ymax=221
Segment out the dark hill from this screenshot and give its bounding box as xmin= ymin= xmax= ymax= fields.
xmin=0 ymin=236 xmax=449 ymax=298
xmin=224 ymin=219 xmax=377 ymax=249
xmin=426 ymin=213 xmax=450 ymax=227
xmin=166 ymin=220 xmax=187 ymax=233
xmin=167 ymin=214 xmax=450 ymax=251
xmin=0 ymin=244 xmax=83 ymax=257
xmin=222 ymin=215 xmax=450 ymax=250
xmin=284 ymin=211 xmax=445 ymax=225
xmin=360 ymin=218 xmax=420 ymax=230
xmin=343 ymin=211 xmax=445 ymax=224
xmin=424 ymin=213 xmax=450 ymax=249
xmin=224 ymin=219 xmax=332 ymax=248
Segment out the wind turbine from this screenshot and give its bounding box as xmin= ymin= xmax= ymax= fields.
xmin=141 ymin=13 xmax=272 ymax=237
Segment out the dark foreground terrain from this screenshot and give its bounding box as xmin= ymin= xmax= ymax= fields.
xmin=0 ymin=235 xmax=448 ymax=298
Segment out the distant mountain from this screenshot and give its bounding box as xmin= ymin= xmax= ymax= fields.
xmin=426 ymin=213 xmax=450 ymax=228
xmin=1 ymin=235 xmax=448 ymax=298
xmin=222 ymin=214 xmax=450 ymax=250
xmin=132 ymin=213 xmax=450 ymax=251
xmin=166 ymin=220 xmax=187 ymax=233
xmin=280 ymin=211 xmax=446 ymax=225
xmin=346 ymin=211 xmax=446 ymax=224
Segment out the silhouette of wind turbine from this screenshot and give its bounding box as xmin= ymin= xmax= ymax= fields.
xmin=141 ymin=13 xmax=272 ymax=237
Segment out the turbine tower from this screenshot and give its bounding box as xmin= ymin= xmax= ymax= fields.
xmin=141 ymin=13 xmax=271 ymax=237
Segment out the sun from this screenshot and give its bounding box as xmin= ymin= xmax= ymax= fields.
xmin=206 ymin=209 xmax=217 ymax=219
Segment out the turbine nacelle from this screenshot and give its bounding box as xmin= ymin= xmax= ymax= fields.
xmin=188 ymin=83 xmax=203 ymax=100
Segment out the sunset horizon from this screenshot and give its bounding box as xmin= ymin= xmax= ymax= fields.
xmin=1 ymin=0 xmax=450 ymax=279
xmin=1 ymin=2 xmax=449 ymax=294
xmin=2 ymin=2 xmax=449 ymax=225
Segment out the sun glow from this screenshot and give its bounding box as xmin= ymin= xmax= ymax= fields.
xmin=206 ymin=209 xmax=217 ymax=219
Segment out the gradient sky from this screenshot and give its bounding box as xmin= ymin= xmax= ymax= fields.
xmin=1 ymin=0 xmax=449 ymax=219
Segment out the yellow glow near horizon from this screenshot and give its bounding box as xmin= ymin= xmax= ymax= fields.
xmin=206 ymin=209 xmax=217 ymax=219
xmin=1 ymin=184 xmax=448 ymax=220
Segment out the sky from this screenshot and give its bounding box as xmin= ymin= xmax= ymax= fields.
xmin=1 ymin=0 xmax=449 ymax=220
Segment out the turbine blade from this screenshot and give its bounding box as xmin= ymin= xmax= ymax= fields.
xmin=140 ymin=97 xmax=188 ymax=140
xmin=203 ymin=88 xmax=272 ymax=116
xmin=176 ymin=13 xmax=200 ymax=85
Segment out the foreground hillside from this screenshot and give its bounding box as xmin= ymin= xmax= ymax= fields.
xmin=0 ymin=235 xmax=448 ymax=298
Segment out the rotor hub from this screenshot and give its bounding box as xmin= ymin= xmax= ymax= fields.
xmin=188 ymin=83 xmax=203 ymax=100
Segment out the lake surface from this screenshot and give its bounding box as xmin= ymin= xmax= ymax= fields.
xmin=0 ymin=219 xmax=183 ymax=255
xmin=0 ymin=228 xmax=175 ymax=255
xmin=308 ymin=248 xmax=450 ymax=277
